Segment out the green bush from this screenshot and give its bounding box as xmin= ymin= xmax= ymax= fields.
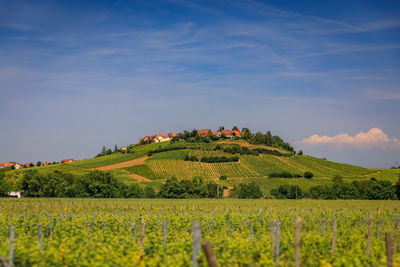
xmin=233 ymin=182 xmax=263 ymax=199
xmin=304 ymin=171 xmax=314 ymax=179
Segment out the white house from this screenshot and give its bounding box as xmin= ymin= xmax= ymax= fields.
xmin=153 ymin=136 xmax=171 ymax=143
xmin=8 ymin=192 xmax=21 ymax=198
xmin=14 ymin=164 xmax=22 ymax=169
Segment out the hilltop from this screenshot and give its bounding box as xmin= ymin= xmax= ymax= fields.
xmin=9 ymin=129 xmax=400 ymax=196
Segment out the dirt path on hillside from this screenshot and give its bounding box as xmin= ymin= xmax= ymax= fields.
xmin=92 ymin=156 xmax=149 ymax=171
xmin=128 ymin=173 xmax=152 ymax=182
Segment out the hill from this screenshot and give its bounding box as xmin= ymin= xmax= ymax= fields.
xmin=17 ymin=139 xmax=400 ymax=195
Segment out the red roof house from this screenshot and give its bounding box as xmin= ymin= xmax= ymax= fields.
xmin=197 ymin=129 xmax=212 ymax=137
xmin=218 ymin=130 xmax=241 ymax=139
xmin=168 ymin=132 xmax=181 ymax=138
xmin=62 ymin=159 xmax=75 ymax=163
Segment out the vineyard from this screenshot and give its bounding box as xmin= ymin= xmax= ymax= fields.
xmin=0 ymin=199 xmax=399 ymax=266
xmin=147 ymin=160 xmax=259 ymax=181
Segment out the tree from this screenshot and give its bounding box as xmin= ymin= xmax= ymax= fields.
xmin=304 ymin=171 xmax=314 ymax=179
xmin=265 ymin=131 xmax=272 ymax=146
xmin=396 ymin=175 xmax=400 ymax=200
xmin=219 ymin=126 xmax=225 ymax=131
xmin=73 ymin=171 xmax=125 ymax=198
xmin=367 ymin=180 xmax=397 ymax=200
xmin=253 ymin=131 xmax=265 ymax=145
xmin=124 ymin=184 xmax=144 ymax=198
xmin=29 ymin=163 xmax=34 ymax=167
xmin=232 ymin=126 xmax=239 ymax=131
xmin=219 ymin=175 xmax=227 ymax=181
xmin=36 ymin=161 xmax=42 ymax=167
xmin=114 ymin=144 xmax=118 ymax=152
xmin=297 ymin=150 xmax=303 ymax=156
xmin=101 ymin=146 xmax=106 ymax=156
xmin=234 ymin=182 xmax=263 ymax=199
xmin=191 ymin=129 xmax=198 ymax=137
xmin=0 ymin=171 xmax=9 ymax=197
xmin=144 ymin=186 xmax=156 ymax=198
xmin=106 ymin=149 xmax=112 ymax=155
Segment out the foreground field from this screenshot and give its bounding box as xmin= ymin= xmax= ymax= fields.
xmin=0 ymin=199 xmax=399 ymax=266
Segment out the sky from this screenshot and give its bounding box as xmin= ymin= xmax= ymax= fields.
xmin=0 ymin=0 xmax=399 ymax=168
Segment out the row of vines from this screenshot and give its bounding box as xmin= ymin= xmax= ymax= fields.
xmin=0 ymin=199 xmax=399 ymax=266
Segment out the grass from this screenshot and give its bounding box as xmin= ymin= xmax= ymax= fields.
xmin=148 ymin=149 xmax=189 ymax=160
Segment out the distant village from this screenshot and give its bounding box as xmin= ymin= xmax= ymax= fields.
xmin=1 ymin=129 xmax=242 ymax=169
xmin=0 ymin=159 xmax=76 ymax=170
xmin=139 ymin=129 xmax=241 ymax=143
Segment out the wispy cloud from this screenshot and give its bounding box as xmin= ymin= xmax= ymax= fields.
xmin=301 ymin=128 xmax=400 ymax=149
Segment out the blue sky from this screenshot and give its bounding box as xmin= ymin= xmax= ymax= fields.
xmin=0 ymin=0 xmax=399 ymax=168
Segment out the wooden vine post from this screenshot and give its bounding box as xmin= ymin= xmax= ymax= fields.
xmin=394 ymin=218 xmax=399 ymax=253
xmin=385 ymin=232 xmax=393 ymax=267
xmin=140 ymin=218 xmax=146 ymax=249
xmin=367 ymin=216 xmax=372 ymax=256
xmin=295 ymin=217 xmax=301 ymax=267
xmin=192 ymin=222 xmax=201 ymax=267
xmin=331 ymin=218 xmax=337 ymax=255
xmin=202 ymin=241 xmax=218 ymax=267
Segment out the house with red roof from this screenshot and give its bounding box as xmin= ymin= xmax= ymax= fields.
xmin=140 ymin=136 xmax=154 ymax=143
xmin=197 ymin=129 xmax=212 ymax=137
xmin=218 ymin=130 xmax=241 ymax=139
xmin=62 ymin=159 xmax=75 ymax=163
xmin=168 ymin=132 xmax=181 ymax=138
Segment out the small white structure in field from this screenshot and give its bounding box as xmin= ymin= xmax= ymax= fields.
xmin=153 ymin=136 xmax=171 ymax=143
xmin=8 ymin=192 xmax=21 ymax=198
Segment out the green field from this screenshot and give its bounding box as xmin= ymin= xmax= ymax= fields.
xmin=0 ymin=198 xmax=399 ymax=266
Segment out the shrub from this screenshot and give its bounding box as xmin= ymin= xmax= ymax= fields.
xmin=304 ymin=171 xmax=314 ymax=179
xmin=268 ymin=172 xmax=300 ymax=178
xmin=220 ymin=175 xmax=227 ymax=181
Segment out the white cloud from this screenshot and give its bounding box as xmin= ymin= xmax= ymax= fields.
xmin=301 ymin=128 xmax=400 ymax=149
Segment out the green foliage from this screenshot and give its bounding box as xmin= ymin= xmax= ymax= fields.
xmin=270 ymin=185 xmax=303 ymax=199
xmin=73 ymin=171 xmax=125 ymax=198
xmin=144 ymin=185 xmax=156 ymax=198
xmin=219 ymin=175 xmax=227 ymax=181
xmin=0 ymin=199 xmax=398 ymax=266
xmin=124 ymin=183 xmax=145 ymax=198
xmin=0 ymin=170 xmax=9 ymax=196
xmin=21 ymin=170 xmax=75 ymax=197
xmin=268 ymin=172 xmax=301 ymax=178
xmin=233 ymin=182 xmax=263 ymax=199
xmin=366 ymin=180 xmax=397 ymax=200
xmin=148 ymin=145 xmax=187 ymax=156
xmin=396 ymin=175 xmax=400 ymax=199
xmin=303 ymin=171 xmax=314 ymax=179
xmin=200 ymin=156 xmax=239 ymax=163
xmin=158 ymin=177 xmax=220 ymax=198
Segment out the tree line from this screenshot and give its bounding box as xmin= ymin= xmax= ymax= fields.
xmin=270 ymin=177 xmax=400 ymax=200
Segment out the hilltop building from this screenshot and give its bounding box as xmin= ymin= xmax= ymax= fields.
xmin=62 ymin=159 xmax=76 ymax=163
xmin=218 ymin=130 xmax=241 ymax=139
xmin=197 ymin=129 xmax=212 ymax=137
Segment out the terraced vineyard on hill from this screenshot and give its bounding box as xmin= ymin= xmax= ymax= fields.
xmin=16 ymin=139 xmax=400 ymax=194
